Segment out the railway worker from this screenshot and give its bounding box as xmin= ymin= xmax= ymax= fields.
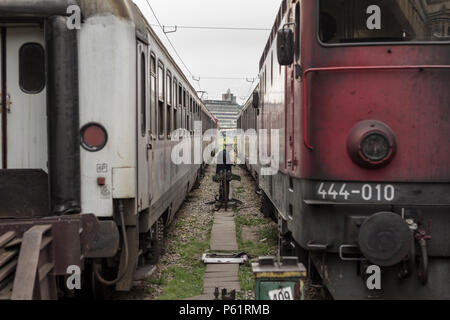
xmin=216 ymin=144 xmax=233 ymax=174
xmin=216 ymin=144 xmax=233 ymax=201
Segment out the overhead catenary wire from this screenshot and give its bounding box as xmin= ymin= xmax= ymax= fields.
xmin=245 ymin=78 xmax=258 ymax=101
xmin=144 ymin=1 xmax=259 ymax=101
xmin=145 ymin=0 xmax=198 ymax=89
xmin=198 ymin=76 xmax=256 ymax=81
xmin=150 ymin=24 xmax=271 ymax=32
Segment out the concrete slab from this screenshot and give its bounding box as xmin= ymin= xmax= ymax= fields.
xmin=206 ymin=264 xmax=239 ymax=272
xmin=200 ymin=210 xmax=242 ymax=295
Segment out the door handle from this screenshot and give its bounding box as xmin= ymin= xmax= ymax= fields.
xmin=0 ymin=93 xmax=12 ymax=114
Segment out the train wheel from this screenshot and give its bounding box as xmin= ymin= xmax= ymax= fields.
xmin=148 ymin=217 xmax=165 ymax=264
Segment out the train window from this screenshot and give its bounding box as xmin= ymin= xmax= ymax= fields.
xmin=19 ymin=43 xmax=45 ymax=94
xmin=319 ymin=0 xmax=450 ymax=44
xmin=295 ymin=3 xmax=300 ymax=60
xmin=173 ymin=78 xmax=178 ymax=130
xmin=158 ymin=63 xmax=165 ymax=138
xmin=270 ymin=52 xmax=273 ymax=86
xmin=158 ymin=63 xmax=164 ymax=102
xmin=166 ymin=70 xmax=172 ymax=106
xmin=178 ymin=109 xmax=182 ymax=130
xmin=150 ymin=53 xmax=157 ymax=135
xmin=167 ymin=104 xmax=172 ymax=136
xmin=263 ymin=69 xmax=266 ymax=100
xmin=158 ymin=100 xmax=164 ymax=138
xmin=166 ymin=72 xmax=172 ymax=136
xmin=140 ymin=52 xmax=146 ymax=137
xmin=173 ymin=78 xmax=177 ymax=109
xmin=150 ymin=53 xmax=156 ymax=73
xmin=174 ymin=108 xmax=178 ymax=130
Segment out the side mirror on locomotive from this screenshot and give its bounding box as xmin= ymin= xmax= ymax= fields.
xmin=277 ymin=28 xmax=294 ymax=66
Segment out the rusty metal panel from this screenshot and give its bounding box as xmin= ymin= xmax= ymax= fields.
xmin=84 ymin=220 xmax=119 ymax=258
xmin=50 ymin=220 xmax=81 ymax=275
xmin=0 ymin=214 xmax=104 ymax=275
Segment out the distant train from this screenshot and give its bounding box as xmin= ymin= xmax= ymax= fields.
xmin=0 ymin=0 xmax=216 ymax=299
xmin=239 ymin=0 xmax=450 ymax=299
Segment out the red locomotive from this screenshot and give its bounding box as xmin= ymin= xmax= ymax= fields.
xmin=239 ymin=0 xmax=450 ymax=299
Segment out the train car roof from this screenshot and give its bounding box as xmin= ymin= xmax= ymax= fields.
xmin=238 ymin=84 xmax=259 ymax=118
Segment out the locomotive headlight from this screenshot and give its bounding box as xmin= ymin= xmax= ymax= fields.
xmin=80 ymin=123 xmax=108 ymax=152
xmin=361 ymin=133 xmax=390 ymax=161
xmin=347 ymin=120 xmax=396 ymax=168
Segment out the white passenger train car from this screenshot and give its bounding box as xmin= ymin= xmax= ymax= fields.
xmin=0 ymin=0 xmax=216 ymax=298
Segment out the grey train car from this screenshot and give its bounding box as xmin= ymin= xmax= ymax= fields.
xmin=237 ymin=87 xmax=260 ymax=184
xmin=0 ymin=0 xmax=215 ymax=299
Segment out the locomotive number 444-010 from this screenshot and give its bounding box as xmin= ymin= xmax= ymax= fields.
xmin=317 ymin=182 xmax=396 ymax=202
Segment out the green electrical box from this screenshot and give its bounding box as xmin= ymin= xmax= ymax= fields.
xmin=252 ymin=256 xmax=307 ymax=300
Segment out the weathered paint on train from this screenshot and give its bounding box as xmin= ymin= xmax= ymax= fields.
xmin=240 ymin=0 xmax=450 ymax=299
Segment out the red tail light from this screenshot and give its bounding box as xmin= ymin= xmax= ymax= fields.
xmin=80 ymin=123 xmax=108 ymax=152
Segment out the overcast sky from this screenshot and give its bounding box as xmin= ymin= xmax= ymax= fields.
xmin=133 ymin=0 xmax=281 ymax=104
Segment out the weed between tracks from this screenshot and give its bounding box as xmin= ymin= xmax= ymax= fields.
xmin=151 ymin=209 xmax=214 ymax=300
xmin=235 ymin=216 xmax=278 ymax=299
xmin=133 ymin=167 xmax=216 ymax=300
xmin=232 ymin=167 xmax=278 ymax=300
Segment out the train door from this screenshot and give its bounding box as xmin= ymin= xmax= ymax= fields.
xmin=149 ymin=52 xmax=156 ymax=206
xmin=0 ymin=26 xmax=48 ymax=218
xmin=285 ymin=10 xmax=295 ymax=171
xmin=0 ymin=27 xmax=47 ymax=171
xmin=137 ymin=42 xmax=150 ymax=212
xmin=293 ymin=2 xmax=301 ymax=173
